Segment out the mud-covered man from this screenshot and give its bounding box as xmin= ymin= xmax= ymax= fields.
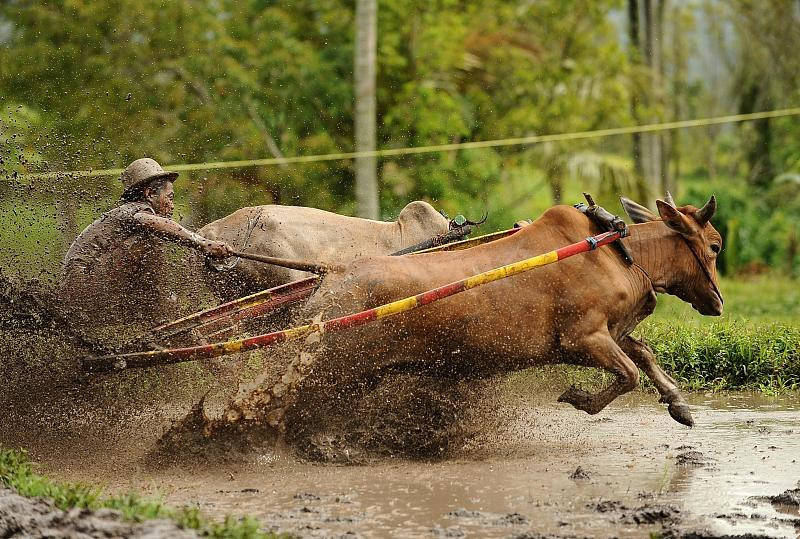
xmin=60 ymin=158 xmax=232 ymax=340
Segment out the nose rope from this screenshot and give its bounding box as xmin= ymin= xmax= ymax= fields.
xmin=680 ymin=235 xmax=724 ymax=305
xmin=628 ymin=237 xmax=657 ymax=295
xmin=625 ymin=229 xmax=721 ymax=306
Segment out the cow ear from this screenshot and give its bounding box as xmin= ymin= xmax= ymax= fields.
xmin=620 ymin=196 xmax=658 ymax=223
xmin=656 ymin=199 xmax=692 ymax=235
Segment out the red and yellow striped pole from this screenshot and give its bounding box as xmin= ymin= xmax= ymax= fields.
xmin=149 ymin=277 xmax=320 ymax=341
xmin=149 ymin=227 xmax=522 ymax=342
xmin=83 ymin=230 xmax=621 ymax=373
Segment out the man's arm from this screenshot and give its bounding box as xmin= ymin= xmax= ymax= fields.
xmin=134 ymin=212 xmax=231 ymax=258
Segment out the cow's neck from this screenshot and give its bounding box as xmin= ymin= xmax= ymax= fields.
xmin=624 ymin=221 xmax=689 ymax=295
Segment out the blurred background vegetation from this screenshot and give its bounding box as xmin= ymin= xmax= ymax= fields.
xmin=1 ymin=0 xmax=799 ymax=282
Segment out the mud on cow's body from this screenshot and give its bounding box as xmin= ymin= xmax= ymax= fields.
xmin=219 ymin=195 xmax=722 ymax=437
xmin=198 ymin=201 xmax=451 ymax=300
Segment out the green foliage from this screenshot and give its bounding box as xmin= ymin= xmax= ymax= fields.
xmin=0 ymin=0 xmax=799 ymax=280
xmin=634 ymin=275 xmax=800 ymax=392
xmin=681 ymin=176 xmax=800 ymax=276
xmin=0 ymin=0 xmax=356 ymax=213
xmin=0 ymin=0 xmax=630 ymax=221
xmin=0 ymin=448 xmax=103 ymax=509
xmin=639 ymin=321 xmax=799 ymax=392
xmin=0 ymin=448 xmax=282 ymax=538
xmin=378 ymin=0 xmax=631 ymax=214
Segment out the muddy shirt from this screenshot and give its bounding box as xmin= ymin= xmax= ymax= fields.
xmin=60 ymin=201 xmax=169 ymax=337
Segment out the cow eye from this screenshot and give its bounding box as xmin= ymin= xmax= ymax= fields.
xmin=710 ymin=244 xmax=720 ymax=254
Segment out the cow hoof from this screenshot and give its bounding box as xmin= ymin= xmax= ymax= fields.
xmin=557 ymin=387 xmax=593 ymax=411
xmin=668 ymin=402 xmax=694 ymax=427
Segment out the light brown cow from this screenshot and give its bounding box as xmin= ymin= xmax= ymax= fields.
xmin=197 ymin=201 xmax=452 ymax=299
xmin=218 ymin=194 xmax=722 ymax=435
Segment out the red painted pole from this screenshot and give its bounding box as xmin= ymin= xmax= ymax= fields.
xmin=83 ymin=230 xmax=620 ymax=374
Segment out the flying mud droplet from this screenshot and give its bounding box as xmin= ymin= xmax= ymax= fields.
xmin=569 ymin=466 xmax=591 ymax=480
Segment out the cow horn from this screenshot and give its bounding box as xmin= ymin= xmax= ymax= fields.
xmin=464 ymin=212 xmax=488 ymax=227
xmin=694 ymin=195 xmax=717 ymax=226
xmin=665 ymin=190 xmax=676 ymax=208
xmin=620 ymin=196 xmax=658 ymax=224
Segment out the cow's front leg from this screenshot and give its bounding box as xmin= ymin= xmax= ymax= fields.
xmin=620 ymin=336 xmax=693 ymax=427
xmin=557 ymin=331 xmax=640 ymax=415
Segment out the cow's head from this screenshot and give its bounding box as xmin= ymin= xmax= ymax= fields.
xmin=621 ymin=193 xmax=724 ymax=316
xmin=398 ymin=201 xmax=451 ymax=236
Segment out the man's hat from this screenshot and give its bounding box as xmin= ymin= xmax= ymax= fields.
xmin=120 ymin=158 xmax=178 ymax=198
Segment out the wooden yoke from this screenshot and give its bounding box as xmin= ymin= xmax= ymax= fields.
xmin=574 ymin=192 xmax=634 ymax=265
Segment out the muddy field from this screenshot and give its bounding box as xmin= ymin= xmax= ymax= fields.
xmin=3 ymin=366 xmax=799 ymax=538
xmin=1 ymin=276 xmax=799 ymax=537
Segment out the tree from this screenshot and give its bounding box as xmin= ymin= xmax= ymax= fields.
xmin=726 ymin=0 xmax=800 ymax=188
xmin=628 ymin=0 xmax=668 ymax=201
xmin=378 ymin=0 xmax=632 ymax=215
xmin=354 ymin=0 xmax=379 ymax=219
xmin=0 ymin=1 xmax=358 ymax=220
xmin=2 ymin=0 xmax=636 ymax=248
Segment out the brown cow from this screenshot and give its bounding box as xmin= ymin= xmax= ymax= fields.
xmin=197 ymin=201 xmax=452 ymax=299
xmin=217 ymin=194 xmax=722 ymax=435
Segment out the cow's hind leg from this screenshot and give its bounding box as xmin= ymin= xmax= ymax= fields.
xmin=557 ymin=331 xmax=640 ymax=415
xmin=620 ymin=336 xmax=693 ymax=427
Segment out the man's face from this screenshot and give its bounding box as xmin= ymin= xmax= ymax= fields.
xmin=147 ymin=181 xmax=175 ymax=218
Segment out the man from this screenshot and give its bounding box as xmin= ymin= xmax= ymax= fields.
xmin=60 ymin=158 xmax=232 ymax=341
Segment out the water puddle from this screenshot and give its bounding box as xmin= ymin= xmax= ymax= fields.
xmin=133 ymin=392 xmax=800 ymax=538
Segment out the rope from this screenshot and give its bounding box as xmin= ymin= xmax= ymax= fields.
xmin=16 ymin=107 xmax=800 ymax=182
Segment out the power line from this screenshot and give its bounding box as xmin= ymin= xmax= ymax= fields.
xmin=15 ymin=107 xmax=800 ymax=181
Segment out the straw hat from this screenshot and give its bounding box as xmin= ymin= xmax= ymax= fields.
xmin=120 ymin=158 xmax=178 ymax=198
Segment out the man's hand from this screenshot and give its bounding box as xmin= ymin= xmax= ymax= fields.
xmin=201 ymin=239 xmax=233 ymax=259
xmin=134 ymin=212 xmax=235 ymax=258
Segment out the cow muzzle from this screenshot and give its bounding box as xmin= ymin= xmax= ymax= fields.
xmin=694 ymin=287 xmax=723 ymax=316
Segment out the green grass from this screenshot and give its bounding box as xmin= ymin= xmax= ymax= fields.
xmin=648 ymin=275 xmax=800 ymax=326
xmin=0 ymin=448 xmax=284 ymax=538
xmin=638 ymin=321 xmax=799 ymax=392
xmin=637 ymin=275 xmax=800 ymax=392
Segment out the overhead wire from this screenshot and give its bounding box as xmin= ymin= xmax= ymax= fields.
xmin=13 ymin=107 xmax=800 ymax=182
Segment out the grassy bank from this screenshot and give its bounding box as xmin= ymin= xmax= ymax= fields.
xmin=635 ymin=275 xmax=800 ymax=392
xmin=0 ymin=448 xmax=281 ymax=539
xmin=638 ymin=321 xmax=799 ymax=392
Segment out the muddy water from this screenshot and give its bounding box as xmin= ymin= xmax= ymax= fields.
xmin=25 ymin=389 xmax=799 ymax=538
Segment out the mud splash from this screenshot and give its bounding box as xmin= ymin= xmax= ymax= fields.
xmin=23 ymin=392 xmax=798 ymax=539
xmin=0 ymin=270 xmax=59 ymax=332
xmin=0 ymin=270 xmax=87 ymax=407
xmin=154 ymin=371 xmax=507 ymax=466
xmin=281 ymin=373 xmax=506 ymax=462
xmin=2 ymin=272 xmax=799 ymax=538
xmin=0 ymin=270 xmax=220 ymax=468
